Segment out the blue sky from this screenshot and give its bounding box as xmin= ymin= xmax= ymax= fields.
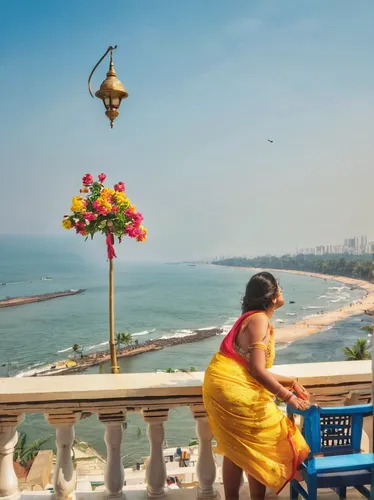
xmin=0 ymin=1 xmax=373 ymax=261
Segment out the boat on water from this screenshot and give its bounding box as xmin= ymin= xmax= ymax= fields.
xmin=41 ymin=276 xmax=52 ymax=281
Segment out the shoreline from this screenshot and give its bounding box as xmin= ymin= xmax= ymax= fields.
xmin=217 ymin=265 xmax=374 ymax=344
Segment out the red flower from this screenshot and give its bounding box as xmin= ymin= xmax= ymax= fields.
xmin=75 ymin=221 xmax=86 ymax=234
xmin=98 ymin=173 xmax=107 ymax=183
xmin=82 ymin=174 xmax=94 ymax=186
xmin=114 ymin=182 xmax=125 ymax=192
xmin=112 ymin=206 xmax=118 ymax=214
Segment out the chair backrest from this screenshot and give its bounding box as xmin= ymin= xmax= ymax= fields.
xmin=288 ymin=403 xmax=373 ymax=456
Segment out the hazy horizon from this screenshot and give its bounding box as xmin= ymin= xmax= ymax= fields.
xmin=1 ymin=1 xmax=373 ymax=261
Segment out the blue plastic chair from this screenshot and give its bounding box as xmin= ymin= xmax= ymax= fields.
xmin=287 ymin=403 xmax=374 ymax=499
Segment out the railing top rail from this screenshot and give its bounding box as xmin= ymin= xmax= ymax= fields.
xmin=0 ymin=361 xmax=370 ymax=409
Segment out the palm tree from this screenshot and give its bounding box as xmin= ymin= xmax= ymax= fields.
xmin=343 ymin=339 xmax=371 ymax=361
xmin=14 ymin=433 xmax=52 ymax=467
xmin=361 ymin=324 xmax=373 ymax=335
xmin=115 ymin=333 xmax=133 ymax=352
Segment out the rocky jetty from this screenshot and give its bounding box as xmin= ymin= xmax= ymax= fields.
xmin=33 ymin=327 xmax=223 ymax=377
xmin=0 ymin=289 xmax=85 ymax=308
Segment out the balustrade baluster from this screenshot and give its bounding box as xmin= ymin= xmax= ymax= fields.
xmin=46 ymin=412 xmax=80 ymax=500
xmin=0 ymin=415 xmax=24 ymax=500
xmin=99 ymin=411 xmax=127 ymax=499
xmin=142 ymin=409 xmax=169 ymax=498
xmin=190 ymin=404 xmax=216 ymax=499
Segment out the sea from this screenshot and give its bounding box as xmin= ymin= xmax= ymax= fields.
xmin=0 ymin=236 xmax=370 ymax=465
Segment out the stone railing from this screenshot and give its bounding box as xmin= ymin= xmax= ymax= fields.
xmin=0 ymin=360 xmax=371 ymax=500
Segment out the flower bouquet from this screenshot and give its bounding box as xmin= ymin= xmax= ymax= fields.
xmin=62 ymin=173 xmax=147 ymax=373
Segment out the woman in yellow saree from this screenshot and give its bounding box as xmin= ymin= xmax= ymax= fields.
xmin=203 ymin=272 xmax=310 ymax=500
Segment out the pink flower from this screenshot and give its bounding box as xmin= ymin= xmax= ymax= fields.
xmin=83 ymin=211 xmax=96 ymax=222
xmin=98 ymin=173 xmax=107 ymax=183
xmin=82 ymin=173 xmax=94 ymax=186
xmin=92 ymin=200 xmax=100 ymax=211
xmin=97 ymin=206 xmax=109 ymax=216
xmin=125 ymin=224 xmax=139 ymax=238
xmin=132 ymin=212 xmax=144 ymax=227
xmin=112 ymin=206 xmax=118 ymax=214
xmin=114 ymin=182 xmax=125 ymax=192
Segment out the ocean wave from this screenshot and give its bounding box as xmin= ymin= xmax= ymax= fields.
xmin=160 ymin=330 xmax=196 ymax=340
xmin=196 ymin=326 xmax=219 ymax=331
xmin=132 ymin=329 xmax=156 ymax=337
xmin=16 ymin=363 xmax=53 ymax=377
xmin=220 ymin=325 xmax=232 ymax=335
xmin=276 ymin=319 xmax=285 ymax=323
xmin=321 ymin=326 xmax=333 ymax=332
xmin=303 ymin=314 xmax=320 ymax=320
xmin=86 ymin=341 xmax=109 ymax=351
xmin=328 ymin=299 xmax=341 ymax=303
xmin=286 ymin=312 xmax=297 ymax=316
xmin=317 ymin=295 xmax=328 ymax=299
xmin=57 ymin=347 xmax=73 ymax=353
xmin=277 ymin=341 xmax=293 ymax=351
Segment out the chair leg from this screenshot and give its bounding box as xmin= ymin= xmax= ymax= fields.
xmin=290 ymin=480 xmax=299 ymax=500
xmin=336 ymin=487 xmax=347 ymax=499
xmin=307 ymin=474 xmax=317 ymax=500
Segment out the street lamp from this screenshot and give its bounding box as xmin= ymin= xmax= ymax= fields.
xmin=88 ymin=45 xmax=128 ymax=128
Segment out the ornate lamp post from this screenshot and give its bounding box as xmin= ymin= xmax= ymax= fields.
xmin=88 ymin=45 xmax=128 ymax=129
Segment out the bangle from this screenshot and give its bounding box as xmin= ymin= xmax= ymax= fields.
xmin=283 ymin=391 xmax=294 ymax=403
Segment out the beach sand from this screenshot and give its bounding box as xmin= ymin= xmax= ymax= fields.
xmin=225 ymin=267 xmax=374 ymax=344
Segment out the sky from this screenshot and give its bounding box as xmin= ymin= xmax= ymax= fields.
xmin=0 ymin=0 xmax=373 ymax=261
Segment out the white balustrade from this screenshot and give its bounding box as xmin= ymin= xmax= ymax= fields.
xmin=46 ymin=412 xmax=80 ymax=500
xmin=142 ymin=409 xmax=169 ymax=498
xmin=0 ymin=363 xmax=370 ymax=499
xmin=190 ymin=405 xmax=216 ymax=499
xmin=99 ymin=411 xmax=126 ymax=499
xmin=0 ymin=415 xmax=24 ymax=500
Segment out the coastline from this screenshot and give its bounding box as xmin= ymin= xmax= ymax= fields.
xmin=219 ymin=265 xmax=374 ymax=344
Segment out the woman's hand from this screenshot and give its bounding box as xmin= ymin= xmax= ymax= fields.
xmin=288 ymin=395 xmax=310 ymax=411
xmin=293 ymin=381 xmax=309 ymax=401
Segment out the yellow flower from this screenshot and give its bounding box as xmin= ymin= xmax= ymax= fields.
xmin=97 ymin=197 xmax=112 ymax=211
xmin=62 ymin=218 xmax=73 ymax=230
xmin=113 ymin=191 xmax=129 ymax=207
xmin=101 ymin=187 xmax=115 ymax=200
xmin=70 ymin=196 xmax=85 ymax=213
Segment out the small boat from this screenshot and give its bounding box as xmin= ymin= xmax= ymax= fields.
xmin=40 ymin=276 xmax=52 ymax=281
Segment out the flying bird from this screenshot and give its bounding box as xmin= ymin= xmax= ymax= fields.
xmin=268 ymin=139 xmax=273 ymax=143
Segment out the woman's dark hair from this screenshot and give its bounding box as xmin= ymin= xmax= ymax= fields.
xmin=241 ymin=272 xmax=279 ymax=313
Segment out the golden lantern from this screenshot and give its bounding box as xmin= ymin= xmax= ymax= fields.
xmin=88 ymin=45 xmax=128 ymax=128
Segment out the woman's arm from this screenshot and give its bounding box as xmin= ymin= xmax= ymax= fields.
xmin=245 ymin=315 xmax=309 ymax=408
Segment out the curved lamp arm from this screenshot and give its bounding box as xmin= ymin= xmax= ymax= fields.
xmin=88 ymin=45 xmax=117 ymax=98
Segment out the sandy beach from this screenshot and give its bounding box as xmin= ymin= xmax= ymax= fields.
xmin=222 ymin=266 xmax=374 ymax=344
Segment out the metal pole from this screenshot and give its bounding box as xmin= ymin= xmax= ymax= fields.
xmin=109 ymin=258 xmax=120 ymax=373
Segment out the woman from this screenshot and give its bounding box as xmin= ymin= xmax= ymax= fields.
xmin=203 ymin=272 xmax=310 ymax=500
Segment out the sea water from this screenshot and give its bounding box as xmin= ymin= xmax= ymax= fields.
xmin=0 ymin=236 xmax=368 ymax=464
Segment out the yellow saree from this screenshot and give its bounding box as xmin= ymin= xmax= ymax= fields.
xmin=202 ymin=312 xmax=309 ymax=493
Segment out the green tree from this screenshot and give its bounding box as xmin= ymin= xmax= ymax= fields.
xmin=115 ymin=333 xmax=133 ymax=352
xmin=343 ymin=339 xmax=371 ymax=361
xmin=72 ymin=344 xmax=83 ymax=359
xmin=361 ymin=324 xmax=373 ymax=335
xmin=14 ymin=434 xmax=52 ymax=467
